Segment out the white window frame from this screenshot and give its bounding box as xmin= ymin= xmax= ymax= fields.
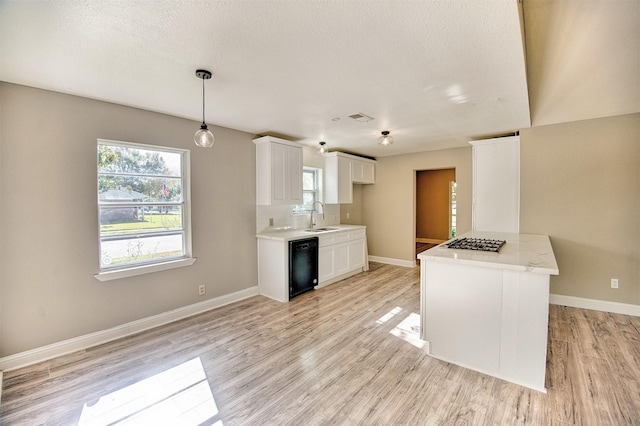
xmin=450 ymin=180 xmax=457 ymax=238
xmin=95 ymin=139 xmax=195 ymax=281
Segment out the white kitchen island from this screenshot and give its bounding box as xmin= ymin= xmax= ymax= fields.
xmin=418 ymin=231 xmax=559 ymax=392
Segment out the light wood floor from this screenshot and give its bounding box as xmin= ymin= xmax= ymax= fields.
xmin=2 ymin=263 xmax=640 ymax=425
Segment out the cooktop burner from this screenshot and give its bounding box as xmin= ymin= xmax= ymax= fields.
xmin=444 ymin=237 xmax=506 ymax=253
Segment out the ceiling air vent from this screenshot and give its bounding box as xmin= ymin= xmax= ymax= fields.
xmin=348 ymin=113 xmax=374 ymax=123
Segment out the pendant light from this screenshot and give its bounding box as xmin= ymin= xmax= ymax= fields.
xmin=194 ymin=69 xmax=214 ymax=148
xmin=378 ymin=130 xmax=394 ymax=146
xmin=317 ymin=141 xmax=328 ymax=154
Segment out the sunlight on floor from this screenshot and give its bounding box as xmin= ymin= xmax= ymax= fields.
xmin=390 ymin=313 xmax=425 ymax=349
xmin=78 ymin=357 xmax=221 ymax=425
xmin=376 ymin=307 xmax=425 ymax=349
xmin=376 ymin=306 xmax=403 ymax=324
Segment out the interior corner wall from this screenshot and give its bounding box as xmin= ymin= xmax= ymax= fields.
xmin=0 ymin=83 xmax=258 ymax=357
xmin=520 ymin=113 xmax=640 ymax=305
xmin=340 ymin=184 xmax=363 ymax=225
xmin=362 ymin=147 xmax=472 ymax=263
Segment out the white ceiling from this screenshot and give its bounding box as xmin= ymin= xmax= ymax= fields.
xmin=1 ymin=1 xmax=637 ymax=157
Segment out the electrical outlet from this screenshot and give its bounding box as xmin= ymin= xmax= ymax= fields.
xmin=611 ymin=278 xmax=619 ymax=289
xmin=346 ymin=212 xmax=350 ymax=219
xmin=199 ymin=284 xmax=206 ymax=296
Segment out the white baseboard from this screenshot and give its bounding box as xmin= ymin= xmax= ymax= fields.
xmin=0 ymin=286 xmax=260 ymax=372
xmin=316 ymin=269 xmax=362 ymax=289
xmin=550 ymin=294 xmax=640 ymax=317
xmin=368 ymin=255 xmax=416 ymax=268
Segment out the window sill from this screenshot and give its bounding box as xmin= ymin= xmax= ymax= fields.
xmin=95 ymin=257 xmax=197 ymax=282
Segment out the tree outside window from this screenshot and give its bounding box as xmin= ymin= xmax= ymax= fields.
xmin=97 ymin=140 xmax=190 ymax=271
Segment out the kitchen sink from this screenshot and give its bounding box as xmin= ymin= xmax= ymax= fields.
xmin=304 ymin=227 xmax=338 ymax=233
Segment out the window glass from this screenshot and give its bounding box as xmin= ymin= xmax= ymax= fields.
xmin=98 ymin=141 xmax=190 ymax=270
xmin=293 ymin=168 xmax=319 ymax=214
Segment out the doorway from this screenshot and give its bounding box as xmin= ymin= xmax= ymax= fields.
xmin=415 ymin=168 xmax=456 ymax=260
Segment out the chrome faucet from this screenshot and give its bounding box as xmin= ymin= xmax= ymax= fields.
xmin=310 ymin=201 xmax=325 ymax=228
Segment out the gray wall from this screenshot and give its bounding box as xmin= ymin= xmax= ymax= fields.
xmin=520 ymin=113 xmax=640 ymax=304
xmin=0 ymin=83 xmax=257 ymax=356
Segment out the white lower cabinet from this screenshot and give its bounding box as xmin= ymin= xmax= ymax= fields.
xmin=318 ymin=245 xmax=335 ymax=283
xmin=318 ymin=229 xmax=366 ymax=286
xmin=333 ymin=243 xmax=350 ymax=276
xmin=348 ymin=238 xmax=366 ymax=270
xmin=257 ymin=227 xmax=367 ymax=302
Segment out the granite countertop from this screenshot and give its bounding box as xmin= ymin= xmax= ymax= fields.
xmin=417 ymin=231 xmax=559 ymax=275
xmin=256 ymin=224 xmax=366 ymax=241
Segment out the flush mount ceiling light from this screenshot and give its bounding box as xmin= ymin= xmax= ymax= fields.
xmin=378 ymin=130 xmax=394 ymax=146
xmin=317 ymin=141 xmax=328 ymax=154
xmin=194 ymin=69 xmax=214 ymax=148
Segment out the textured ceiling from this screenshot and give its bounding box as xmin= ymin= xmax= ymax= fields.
xmin=1 ymin=1 xmax=636 ymax=157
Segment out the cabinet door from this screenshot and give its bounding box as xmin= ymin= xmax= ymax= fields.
xmin=270 ymin=143 xmax=303 ymax=205
xmin=348 ymin=239 xmax=365 ymax=270
xmin=351 ymin=159 xmax=375 ymax=184
xmin=361 ymin=162 xmax=375 ymax=184
xmin=351 ymin=160 xmax=363 ymax=182
xmin=334 ymin=242 xmax=350 ymax=276
xmin=319 ymin=245 xmax=335 ymax=283
xmin=270 ymin=143 xmax=287 ymax=203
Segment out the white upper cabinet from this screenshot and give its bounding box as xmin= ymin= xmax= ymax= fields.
xmin=470 ymin=136 xmax=520 ymax=233
xmin=351 ymin=159 xmax=375 ymax=184
xmin=254 ymin=136 xmax=303 ymax=205
xmin=324 ymin=153 xmax=353 ymax=204
xmin=324 ymin=152 xmax=376 ymax=204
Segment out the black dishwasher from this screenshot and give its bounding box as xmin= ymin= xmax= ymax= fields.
xmin=289 ymin=237 xmax=319 ymax=299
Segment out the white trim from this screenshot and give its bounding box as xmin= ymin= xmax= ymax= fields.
xmin=0 ymin=286 xmax=259 ymax=372
xmin=368 ymin=255 xmax=416 ymax=268
xmin=95 ymin=257 xmax=197 ymax=281
xmin=550 ymin=294 xmax=640 ymax=317
xmin=97 ymin=139 xmax=194 ymax=279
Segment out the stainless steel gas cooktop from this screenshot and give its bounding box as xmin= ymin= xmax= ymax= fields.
xmin=444 ymin=237 xmax=506 ymax=253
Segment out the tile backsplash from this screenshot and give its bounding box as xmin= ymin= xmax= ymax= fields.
xmin=256 ymin=203 xmax=341 ymax=233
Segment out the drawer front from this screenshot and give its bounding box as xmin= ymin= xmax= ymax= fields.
xmin=319 ymin=229 xmax=365 ymax=247
xmin=334 ymin=232 xmax=350 ymax=244
xmin=349 ymin=229 xmax=366 ymax=241
xmin=318 ymin=234 xmax=336 ymax=247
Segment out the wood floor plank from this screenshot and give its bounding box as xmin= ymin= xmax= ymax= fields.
xmin=2 ymin=264 xmax=640 ymax=425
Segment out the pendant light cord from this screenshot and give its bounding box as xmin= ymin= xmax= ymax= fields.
xmin=202 ymin=76 xmax=206 ymax=125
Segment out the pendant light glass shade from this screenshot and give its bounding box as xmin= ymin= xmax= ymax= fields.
xmin=194 ymin=69 xmax=214 ymax=148
xmin=317 ymin=141 xmax=328 ymax=154
xmin=378 ymin=130 xmax=394 ymax=146
xmin=194 ymin=124 xmax=214 ymax=147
